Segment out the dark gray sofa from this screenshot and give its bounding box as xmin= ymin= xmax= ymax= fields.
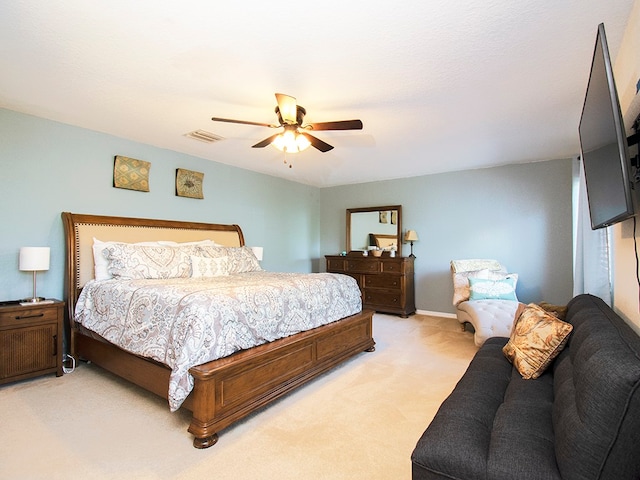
xmin=411 ymin=294 xmax=640 ymax=480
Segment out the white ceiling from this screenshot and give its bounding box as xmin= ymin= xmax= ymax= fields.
xmin=0 ymin=1 xmax=635 ymax=187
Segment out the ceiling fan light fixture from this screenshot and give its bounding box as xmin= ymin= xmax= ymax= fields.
xmin=272 ymin=129 xmax=311 ymax=153
xmin=211 ymin=92 xmax=361 ymax=154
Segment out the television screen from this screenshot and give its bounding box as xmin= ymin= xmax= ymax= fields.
xmin=578 ymin=23 xmax=637 ymax=230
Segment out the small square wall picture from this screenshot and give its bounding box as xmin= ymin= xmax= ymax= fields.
xmin=113 ymin=155 xmax=150 ymax=192
xmin=176 ymin=168 xmax=204 ymax=199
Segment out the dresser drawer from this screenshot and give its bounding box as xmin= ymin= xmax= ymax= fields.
xmin=381 ymin=261 xmax=405 ymax=273
xmin=326 ymin=258 xmax=346 ymax=272
xmin=364 ymin=290 xmax=402 ymax=308
xmin=364 ymin=274 xmax=401 ymax=290
xmin=346 ymin=259 xmax=381 ymax=273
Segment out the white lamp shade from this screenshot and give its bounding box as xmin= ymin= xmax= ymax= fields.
xmin=250 ymin=246 xmax=264 ymax=261
xmin=19 ymin=247 xmax=50 ymax=271
xmin=404 ymin=230 xmax=419 ymax=242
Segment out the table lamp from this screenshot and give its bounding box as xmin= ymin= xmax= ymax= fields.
xmin=19 ymin=246 xmax=50 ymax=302
xmin=404 ymin=230 xmax=419 ymax=258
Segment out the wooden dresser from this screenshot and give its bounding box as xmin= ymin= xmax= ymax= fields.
xmin=326 ymin=255 xmax=415 ymax=317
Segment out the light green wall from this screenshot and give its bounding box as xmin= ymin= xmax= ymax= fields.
xmin=1 ymin=108 xmax=574 ymax=317
xmin=320 ymin=159 xmax=574 ymax=314
xmin=0 ymin=108 xmax=320 ymax=301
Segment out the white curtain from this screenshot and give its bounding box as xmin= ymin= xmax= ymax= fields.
xmin=573 ymin=157 xmax=612 ymax=304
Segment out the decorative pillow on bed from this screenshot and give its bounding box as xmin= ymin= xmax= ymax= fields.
xmin=190 ymin=255 xmax=230 ymax=277
xmin=503 ymin=303 xmax=573 ymax=379
xmin=103 ymin=243 xmax=193 ymax=279
xmin=196 ymin=245 xmax=262 ymax=274
xmin=468 ymin=274 xmax=518 ymax=301
xmin=93 ymin=238 xmax=165 ymax=281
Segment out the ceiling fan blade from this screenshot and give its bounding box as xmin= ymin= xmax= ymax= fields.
xmin=306 ymin=119 xmax=363 ymax=131
xmin=275 ymin=93 xmax=298 ymax=124
xmin=212 ymin=117 xmax=276 ymax=128
xmin=252 ymin=133 xmax=281 ymax=148
xmin=300 ymin=132 xmax=334 ymax=152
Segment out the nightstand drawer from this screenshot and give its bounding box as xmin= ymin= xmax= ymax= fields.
xmin=0 ymin=305 xmax=59 ymax=327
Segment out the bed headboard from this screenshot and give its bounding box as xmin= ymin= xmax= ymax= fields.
xmin=61 ymin=212 xmax=245 ymax=319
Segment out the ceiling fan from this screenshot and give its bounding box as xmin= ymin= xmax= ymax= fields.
xmin=211 ymin=93 xmax=363 ymax=153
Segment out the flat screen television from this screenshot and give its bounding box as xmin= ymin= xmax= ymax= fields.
xmin=578 ymin=23 xmax=638 ymax=230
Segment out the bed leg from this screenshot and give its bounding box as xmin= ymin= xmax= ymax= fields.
xmin=193 ymin=433 xmax=218 ymax=449
xmin=365 ymin=346 xmax=376 ymax=352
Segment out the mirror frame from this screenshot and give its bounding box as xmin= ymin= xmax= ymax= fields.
xmin=346 ymin=205 xmax=402 ymax=256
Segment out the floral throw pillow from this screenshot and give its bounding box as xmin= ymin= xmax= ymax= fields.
xmin=503 ymin=303 xmax=573 ymax=379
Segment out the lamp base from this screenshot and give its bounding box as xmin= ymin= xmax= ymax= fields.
xmin=409 ymin=241 xmax=416 ymax=258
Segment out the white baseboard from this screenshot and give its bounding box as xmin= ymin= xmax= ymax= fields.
xmin=415 ymin=309 xmax=457 ymax=319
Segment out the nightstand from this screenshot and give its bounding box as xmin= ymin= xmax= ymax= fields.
xmin=0 ymin=299 xmax=64 ymax=385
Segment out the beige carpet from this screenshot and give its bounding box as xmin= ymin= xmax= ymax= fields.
xmin=0 ymin=313 xmax=477 ymax=480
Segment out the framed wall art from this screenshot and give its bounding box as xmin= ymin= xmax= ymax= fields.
xmin=176 ymin=168 xmax=204 ymax=199
xmin=113 ymin=155 xmax=151 ymax=192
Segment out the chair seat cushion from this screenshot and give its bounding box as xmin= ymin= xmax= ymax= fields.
xmin=456 ymin=299 xmax=519 ymax=346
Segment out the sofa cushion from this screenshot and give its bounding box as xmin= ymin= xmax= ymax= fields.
xmin=552 ymin=294 xmax=640 ymax=480
xmin=503 ymin=303 xmax=573 ymax=379
xmin=487 ymin=368 xmax=559 ymax=479
xmin=411 ymin=337 xmax=561 ymax=480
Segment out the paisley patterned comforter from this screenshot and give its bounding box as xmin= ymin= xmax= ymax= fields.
xmin=74 ymin=271 xmax=362 ymax=411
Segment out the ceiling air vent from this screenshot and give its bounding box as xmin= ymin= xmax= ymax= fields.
xmin=185 ymin=130 xmax=224 ymax=143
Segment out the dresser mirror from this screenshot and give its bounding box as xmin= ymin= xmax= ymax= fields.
xmin=347 ymin=205 xmax=402 ymax=255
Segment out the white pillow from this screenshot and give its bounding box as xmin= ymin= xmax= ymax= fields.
xmin=190 ymin=255 xmax=230 ymax=278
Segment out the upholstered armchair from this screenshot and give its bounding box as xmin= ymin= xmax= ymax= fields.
xmin=451 ymin=259 xmax=520 ymax=347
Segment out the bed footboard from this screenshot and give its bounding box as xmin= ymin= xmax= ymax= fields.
xmin=187 ymin=309 xmax=375 ymax=448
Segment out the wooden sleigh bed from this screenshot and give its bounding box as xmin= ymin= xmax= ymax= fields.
xmin=62 ymin=212 xmax=375 ymax=448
